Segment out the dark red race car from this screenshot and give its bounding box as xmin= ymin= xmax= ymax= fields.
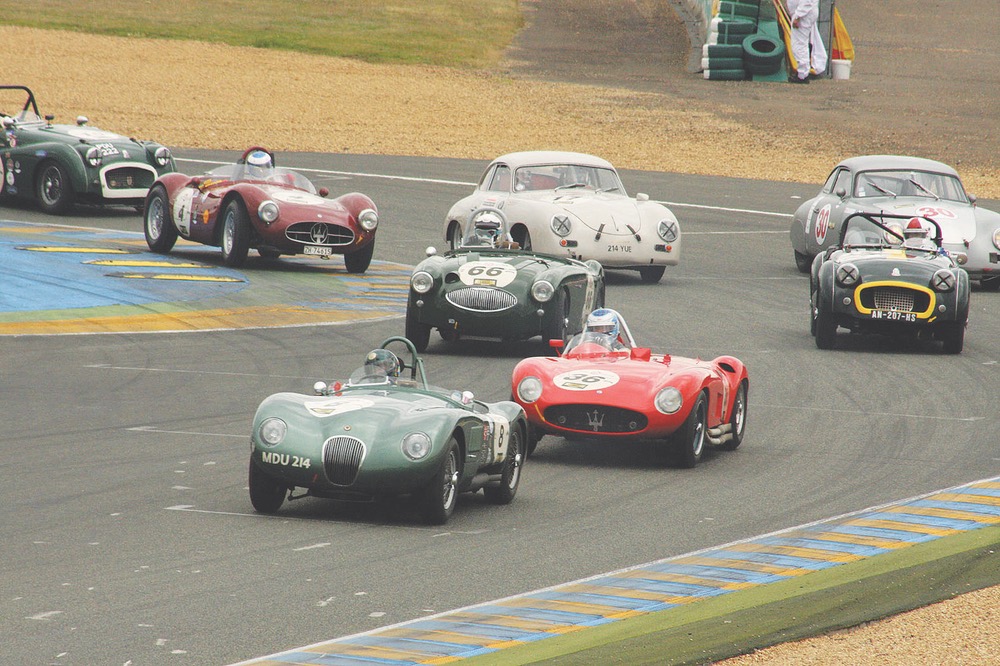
xmin=511 ymin=309 xmax=749 ymax=467
xmin=143 ymin=147 xmax=378 ymax=270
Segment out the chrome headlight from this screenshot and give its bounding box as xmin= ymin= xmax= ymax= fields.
xmin=257 ymin=418 xmax=287 ymax=447
xmin=258 ymin=200 xmax=279 ymax=224
xmin=85 ymin=146 xmax=102 ymax=167
xmin=358 ymin=208 xmax=378 ymax=232
xmin=154 ymin=146 xmax=172 ymax=167
xmin=931 ymin=269 xmax=956 ymax=292
xmin=654 ymin=387 xmax=683 ymax=414
xmin=531 ymin=280 xmax=554 ymax=303
xmin=836 ymin=263 xmax=860 ymax=286
xmin=410 ymin=270 xmax=434 ymax=294
xmin=657 ymin=219 xmax=679 ymax=243
xmin=993 ymin=227 xmax=1000 ymax=251
xmin=884 ymin=223 xmax=904 ymax=245
xmin=551 ymin=214 xmax=572 ymax=237
xmin=517 ymin=376 xmax=543 ymax=403
xmin=401 ymin=432 xmax=432 ymax=460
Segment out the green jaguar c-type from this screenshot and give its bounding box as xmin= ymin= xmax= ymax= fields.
xmin=248 ymin=337 xmax=527 ymax=524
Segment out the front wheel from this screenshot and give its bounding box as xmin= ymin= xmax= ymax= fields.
xmin=248 ymin=459 xmax=287 ymax=513
xmin=447 ymin=222 xmax=462 ymax=251
xmin=484 ymin=426 xmax=523 ymax=505
xmin=814 ymin=303 xmax=837 ymax=350
xmin=794 ymin=251 xmax=813 ymax=273
xmin=344 ymin=240 xmax=374 ymax=273
xmin=405 ymin=305 xmax=431 ymax=352
xmin=939 ymin=321 xmax=965 ymax=354
xmin=718 ymin=381 xmax=748 ymax=451
xmin=670 ymin=392 xmax=707 ymax=468
xmin=638 ymin=265 xmax=665 ymax=284
xmin=512 ymin=227 xmax=533 ymax=251
xmin=543 ymin=289 xmax=569 ymax=346
xmin=144 ymin=185 xmax=178 ymax=253
xmin=420 ymin=439 xmax=461 ymax=525
xmin=220 ymin=198 xmax=251 ymax=267
xmin=36 ymin=160 xmax=74 ymax=214
xmin=981 ymin=276 xmax=1000 ymax=292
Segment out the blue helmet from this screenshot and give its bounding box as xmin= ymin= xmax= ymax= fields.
xmin=246 ymin=150 xmax=273 ymax=179
xmin=585 ymin=308 xmax=620 ymax=340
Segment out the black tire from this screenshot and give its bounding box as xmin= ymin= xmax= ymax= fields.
xmin=718 ymin=380 xmax=748 ymax=451
xmin=144 ymin=185 xmax=178 ymax=253
xmin=420 ymin=438 xmax=461 ymax=525
xmin=704 ymin=67 xmax=747 ymax=80
xmin=940 ymin=322 xmax=965 ymax=354
xmin=405 ymin=305 xmax=431 ymax=352
xmin=484 ymin=426 xmax=523 ymax=505
xmin=258 ymin=248 xmax=281 ymax=259
xmin=671 ymin=392 xmax=708 ymax=468
xmin=543 ymin=289 xmax=569 ymax=346
xmin=248 ymin=459 xmax=286 ymax=513
xmin=639 ymin=265 xmax=666 ymax=283
xmin=525 ymin=424 xmax=542 ymax=457
xmin=705 ymin=57 xmax=745 ymax=71
xmin=704 ymin=43 xmax=743 ymax=59
xmin=219 ymin=198 xmax=251 ymax=267
xmin=814 ymin=299 xmax=837 ymax=350
xmin=447 ymin=222 xmax=462 ymax=251
xmin=980 ymin=276 xmax=1000 ymax=292
xmin=36 ymin=160 xmax=74 ymax=214
xmin=742 ymin=35 xmax=785 ymax=74
xmin=512 ymin=226 xmax=533 ymax=251
xmin=344 ymin=240 xmax=374 ymax=273
xmin=794 ymin=250 xmax=812 ymax=274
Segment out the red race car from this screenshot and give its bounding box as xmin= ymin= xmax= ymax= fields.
xmin=143 ymin=147 xmax=378 ymax=270
xmin=511 ymin=309 xmax=749 ymax=467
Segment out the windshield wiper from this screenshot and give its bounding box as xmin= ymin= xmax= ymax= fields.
xmin=596 ymin=186 xmax=620 ymax=193
xmin=908 ymin=178 xmax=940 ymax=200
xmin=867 ymin=181 xmax=896 ymax=197
xmin=555 ymin=182 xmax=587 ymax=190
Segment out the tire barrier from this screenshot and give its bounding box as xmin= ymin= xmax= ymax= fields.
xmin=702 ymin=43 xmax=743 ymax=59
xmin=717 ymin=0 xmax=760 ymax=20
xmin=701 ymin=56 xmax=744 ymax=71
xmin=703 ymin=68 xmax=748 ymax=81
xmin=742 ymin=33 xmax=785 ymax=76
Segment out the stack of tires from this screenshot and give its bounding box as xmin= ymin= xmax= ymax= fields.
xmin=703 ymin=0 xmax=786 ymax=81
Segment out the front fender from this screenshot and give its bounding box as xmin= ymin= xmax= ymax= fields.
xmin=22 ymin=141 xmax=89 ymax=193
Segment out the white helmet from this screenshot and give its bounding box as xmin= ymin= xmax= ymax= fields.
xmin=246 ymin=150 xmax=273 ymax=179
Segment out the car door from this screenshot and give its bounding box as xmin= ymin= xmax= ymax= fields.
xmin=804 ymin=167 xmax=852 ymax=255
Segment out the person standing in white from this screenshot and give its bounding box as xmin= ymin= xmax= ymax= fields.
xmin=786 ymin=0 xmax=828 ymax=82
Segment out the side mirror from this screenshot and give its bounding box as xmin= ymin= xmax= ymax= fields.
xmin=461 ymin=390 xmax=474 ymax=405
xmin=836 ymin=187 xmax=847 ymax=198
xmin=318 ymin=187 xmax=329 ymax=197
xmin=76 ymin=115 xmax=89 ymax=126
xmin=636 ymin=193 xmax=649 ymax=202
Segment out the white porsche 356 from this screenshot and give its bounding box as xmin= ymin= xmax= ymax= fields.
xmin=445 ymin=151 xmax=681 ymax=283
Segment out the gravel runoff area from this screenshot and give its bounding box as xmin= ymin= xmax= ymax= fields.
xmin=2 ymin=1 xmax=998 ymax=662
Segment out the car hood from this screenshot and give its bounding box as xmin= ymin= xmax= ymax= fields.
xmin=257 ymin=185 xmax=350 ymax=213
xmin=833 ymin=248 xmax=957 ymax=276
xmin=852 ymin=199 xmax=977 ymax=242
xmin=40 ymin=124 xmax=144 ymax=150
xmin=521 ymin=191 xmax=641 ymax=234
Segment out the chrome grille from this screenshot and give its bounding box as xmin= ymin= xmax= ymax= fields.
xmin=322 ymin=436 xmax=366 ymax=486
xmin=544 ymin=405 xmax=648 ymax=434
xmin=104 ymin=166 xmax=154 ymax=190
xmin=872 ymin=287 xmax=915 ymax=312
xmin=286 ymin=222 xmax=354 ymax=247
xmin=445 ymin=287 xmax=517 ymax=312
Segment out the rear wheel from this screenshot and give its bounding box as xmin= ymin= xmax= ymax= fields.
xmin=981 ymin=276 xmax=1000 ymax=292
xmin=671 ymin=392 xmax=708 ymax=468
xmin=220 ymin=198 xmax=250 ymax=266
xmin=36 ymin=160 xmax=74 ymax=214
xmin=718 ymin=381 xmax=748 ymax=451
xmin=144 ymin=185 xmax=177 ymax=253
xmin=248 ymin=459 xmax=286 ymax=514
xmin=638 ymin=265 xmax=665 ymax=284
xmin=420 ymin=439 xmax=461 ymax=525
xmin=484 ymin=427 xmax=523 ymax=504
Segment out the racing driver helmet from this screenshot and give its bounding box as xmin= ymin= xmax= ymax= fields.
xmin=903 ymin=218 xmax=931 ymax=247
xmin=364 ymin=348 xmax=402 ymax=379
xmin=472 ymin=211 xmax=504 ymax=247
xmin=245 ymin=150 xmax=274 ymax=180
xmin=584 ymin=308 xmax=621 ymax=345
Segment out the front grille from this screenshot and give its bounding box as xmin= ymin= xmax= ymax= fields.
xmin=860 ymin=286 xmax=928 ymax=314
xmin=104 ymin=166 xmax=154 ymax=190
xmin=322 ymin=436 xmax=366 ymax=486
xmin=446 ymin=287 xmax=517 ymax=312
xmin=286 ymin=222 xmax=354 ymax=247
xmin=545 ymin=404 xmax=648 ymax=434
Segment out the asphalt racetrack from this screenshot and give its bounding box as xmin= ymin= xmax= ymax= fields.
xmin=2 ymin=150 xmax=998 ymax=665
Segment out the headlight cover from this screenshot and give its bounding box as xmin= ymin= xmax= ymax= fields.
xmin=154 ymin=146 xmax=172 ymax=167
xmin=531 ymin=280 xmax=554 ymax=303
xmin=657 ymin=219 xmax=679 ymax=243
xmin=258 ymin=200 xmax=279 ymax=224
xmin=836 ymin=263 xmax=860 ymax=286
xmin=931 ymin=269 xmax=956 ymax=292
xmin=551 ymin=214 xmax=572 ymax=237
xmin=654 ymin=386 xmax=683 ymax=414
xmin=358 ymin=208 xmax=378 ymax=232
xmin=884 ymin=223 xmax=905 ymax=245
xmin=517 ymin=376 xmax=543 ymax=403
xmin=410 ymin=270 xmax=434 ymax=294
xmin=85 ymin=146 xmax=102 ymax=167
xmin=258 ymin=418 xmax=287 ymax=447
xmin=401 ymin=432 xmax=432 ymax=460
xmin=993 ymin=227 xmax=1000 ymax=251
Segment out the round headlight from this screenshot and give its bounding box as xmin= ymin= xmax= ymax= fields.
xmin=657 ymin=219 xmax=679 ymax=242
xmin=836 ymin=263 xmax=860 ymax=286
xmin=655 ymin=387 xmax=683 ymax=414
xmin=992 ymin=227 xmax=1000 ymax=251
xmin=931 ymin=269 xmax=956 ymax=292
xmin=257 ymin=418 xmax=286 ymax=447
xmin=410 ymin=270 xmax=434 ymax=294
xmin=884 ymin=223 xmax=905 ymax=245
xmin=154 ymin=146 xmax=172 ymax=167
xmin=531 ymin=280 xmax=554 ymax=303
xmin=358 ymin=208 xmax=378 ymax=232
xmin=517 ymin=376 xmax=543 ymax=403
xmin=401 ymin=432 xmax=431 ymax=460
xmin=85 ymin=146 xmax=102 ymax=167
xmin=258 ymin=200 xmax=279 ymax=224
xmin=551 ymin=214 xmax=572 ymax=237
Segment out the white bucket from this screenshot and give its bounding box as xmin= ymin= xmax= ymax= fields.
xmin=831 ymin=58 xmax=852 ymax=80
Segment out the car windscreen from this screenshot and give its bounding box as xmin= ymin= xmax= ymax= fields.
xmin=205 ymin=164 xmax=317 ymax=192
xmin=514 ymin=164 xmax=624 ymax=194
xmin=853 ymin=170 xmax=968 ymax=203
